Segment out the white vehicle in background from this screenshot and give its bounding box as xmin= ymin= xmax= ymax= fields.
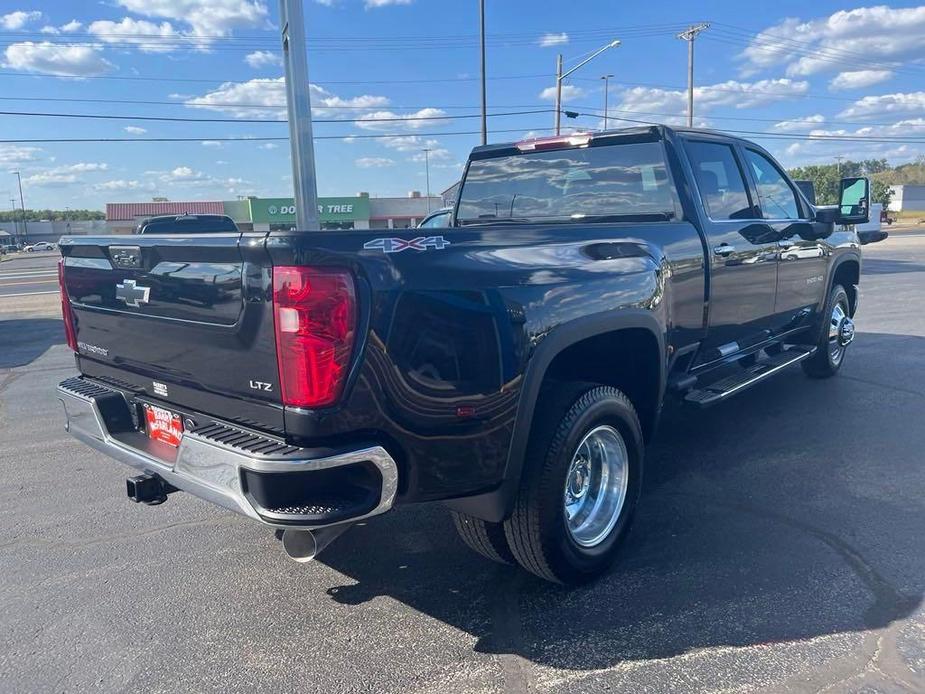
xmin=23 ymin=241 xmax=56 ymax=252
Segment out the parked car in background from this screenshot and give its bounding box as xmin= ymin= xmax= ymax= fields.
xmin=24 ymin=241 xmax=56 ymax=252
xmin=136 ymin=214 xmax=238 ymax=235
xmin=417 ymin=207 xmax=453 ymax=228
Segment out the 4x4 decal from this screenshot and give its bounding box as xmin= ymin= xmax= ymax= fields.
xmin=363 ymin=236 xmax=451 ymax=254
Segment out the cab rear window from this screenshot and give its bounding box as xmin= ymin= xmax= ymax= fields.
xmin=456 ymin=141 xmax=679 ymax=224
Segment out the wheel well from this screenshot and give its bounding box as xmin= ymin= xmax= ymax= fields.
xmin=542 ymin=329 xmax=661 ymax=441
xmin=832 ymin=260 xmax=860 ymax=314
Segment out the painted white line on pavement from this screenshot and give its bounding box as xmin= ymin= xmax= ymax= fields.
xmin=0 ymin=290 xmax=60 ymax=298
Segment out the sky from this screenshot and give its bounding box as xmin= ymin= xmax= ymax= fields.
xmin=2 ymin=0 xmax=925 ymax=210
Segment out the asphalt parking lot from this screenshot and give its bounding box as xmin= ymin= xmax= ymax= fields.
xmin=1 ymin=236 xmax=923 ymax=693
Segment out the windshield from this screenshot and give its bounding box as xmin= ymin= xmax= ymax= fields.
xmin=456 ymin=141 xmax=679 ymax=225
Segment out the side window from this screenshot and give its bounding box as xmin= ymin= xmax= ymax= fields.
xmin=684 ymin=141 xmax=754 ymax=220
xmin=744 ymin=149 xmax=801 ymax=220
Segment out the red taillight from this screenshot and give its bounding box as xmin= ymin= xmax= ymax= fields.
xmin=272 ymin=266 xmax=356 ymax=409
xmin=58 ymin=259 xmax=77 ymax=351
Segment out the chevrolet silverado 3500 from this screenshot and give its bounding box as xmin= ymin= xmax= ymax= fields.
xmin=57 ymin=126 xmax=879 ymax=584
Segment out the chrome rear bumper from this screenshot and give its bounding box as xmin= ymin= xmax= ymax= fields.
xmin=57 ymin=377 xmax=398 ymax=529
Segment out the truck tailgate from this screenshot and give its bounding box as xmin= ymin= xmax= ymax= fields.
xmin=60 ymin=233 xmax=285 ymax=433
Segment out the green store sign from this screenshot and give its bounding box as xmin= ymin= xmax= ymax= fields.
xmin=248 ymin=197 xmax=370 ymax=224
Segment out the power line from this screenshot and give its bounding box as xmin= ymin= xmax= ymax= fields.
xmin=0 ymin=126 xmax=555 ymax=144
xmin=0 ymin=107 xmax=551 ymax=124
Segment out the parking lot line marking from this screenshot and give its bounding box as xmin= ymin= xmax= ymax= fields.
xmin=0 ymin=279 xmax=58 ymax=287
xmin=0 ymin=290 xmax=59 ymax=298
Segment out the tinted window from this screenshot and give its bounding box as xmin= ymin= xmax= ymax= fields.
xmin=456 ymin=141 xmax=679 ymax=224
xmin=419 ymin=211 xmax=451 ymax=228
xmin=744 ymin=149 xmax=801 ymax=220
xmin=141 ymin=217 xmax=237 ymax=234
xmin=685 ymin=141 xmax=753 ymax=220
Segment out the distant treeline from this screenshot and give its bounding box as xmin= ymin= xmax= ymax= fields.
xmin=0 ymin=209 xmax=106 ymax=222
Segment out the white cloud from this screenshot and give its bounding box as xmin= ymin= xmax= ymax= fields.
xmin=22 ymin=171 xmax=78 ymax=187
xmin=380 ymin=135 xmax=439 ymax=152
xmin=20 ymin=161 xmax=108 ymax=188
xmin=94 ymin=179 xmax=155 ymax=192
xmin=355 ymin=157 xmax=395 ymax=168
xmin=539 ymin=84 xmax=586 ymax=101
xmin=616 ymin=79 xmax=809 ymax=122
xmin=201 ymin=140 xmax=223 ymax=148
xmin=167 ymin=166 xmax=202 ymax=180
xmin=244 ymin=50 xmax=281 ymax=68
xmin=356 ymin=107 xmax=446 ymax=131
xmin=538 ymin=32 xmax=569 ymax=47
xmin=88 ymin=18 xmax=182 ymax=53
xmin=60 ymin=20 xmax=82 ymax=33
xmin=60 ymin=162 xmax=108 ymax=173
xmin=184 ymin=77 xmax=389 ymax=119
xmin=0 ymin=11 xmax=42 ymax=30
xmin=123 ymin=126 xmax=147 ymax=134
xmin=838 ymin=91 xmax=925 ymax=119
xmin=40 ymin=25 xmax=59 ymax=35
xmin=410 ymin=148 xmax=451 ymax=162
xmin=740 ymin=6 xmax=925 ymax=78
xmin=830 ymin=69 xmax=893 ymax=91
xmin=114 ymin=0 xmax=269 ymax=37
xmin=0 ymin=145 xmax=42 ymax=163
xmin=774 ymin=118 xmax=925 ymax=167
xmin=772 ymin=114 xmax=826 ymax=131
xmin=258 ymin=142 xmax=278 ymax=149
xmin=364 ymin=0 xmax=412 ymax=7
xmin=2 ymin=42 xmax=114 ymax=77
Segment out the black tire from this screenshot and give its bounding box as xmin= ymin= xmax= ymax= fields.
xmin=802 ymin=284 xmax=851 ymax=379
xmin=451 ymin=511 xmax=514 ymax=565
xmin=504 ymin=385 xmax=644 ymax=585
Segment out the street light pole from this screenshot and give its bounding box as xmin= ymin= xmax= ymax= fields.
xmin=554 ymin=39 xmax=620 ymax=135
xmin=601 ymin=74 xmax=614 ymax=130
xmin=279 ymin=0 xmax=320 ymax=230
xmin=13 ymin=171 xmax=27 ymax=245
xmin=676 ymin=23 xmax=709 ymax=128
xmin=422 ymin=148 xmax=432 ymax=212
xmin=479 ymin=0 xmax=487 ymax=145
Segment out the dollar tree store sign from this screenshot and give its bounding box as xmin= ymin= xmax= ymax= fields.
xmin=248 ymin=197 xmax=370 ymax=224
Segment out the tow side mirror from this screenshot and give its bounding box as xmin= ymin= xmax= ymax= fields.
xmin=837 ymin=177 xmax=870 ymax=225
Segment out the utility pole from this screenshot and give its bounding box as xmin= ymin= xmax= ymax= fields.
xmin=479 ymin=0 xmax=487 ymax=145
xmin=279 ymin=0 xmax=320 ymax=230
xmin=835 ymin=155 xmax=844 ymax=176
xmin=554 ymin=39 xmax=620 ymax=135
xmin=601 ymin=74 xmax=614 ymax=130
xmin=9 ymin=198 xmax=17 ymax=243
xmin=676 ymin=23 xmax=709 ymax=127
xmin=13 ymin=170 xmax=27 ymax=244
xmin=422 ymin=148 xmax=432 ymax=212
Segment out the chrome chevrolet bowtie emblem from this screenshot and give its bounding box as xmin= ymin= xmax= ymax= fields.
xmin=115 ymin=279 xmax=151 ymax=307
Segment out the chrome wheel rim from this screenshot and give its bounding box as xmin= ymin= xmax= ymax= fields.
xmin=828 ymin=298 xmax=853 ymax=364
xmin=563 ymin=425 xmax=629 ymax=548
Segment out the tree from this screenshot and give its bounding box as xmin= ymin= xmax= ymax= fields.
xmin=788 ymin=160 xmax=892 ymax=208
xmin=0 ymin=208 xmax=104 ymax=222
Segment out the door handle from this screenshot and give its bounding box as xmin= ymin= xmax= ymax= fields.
xmin=713 ymin=244 xmax=735 ymax=256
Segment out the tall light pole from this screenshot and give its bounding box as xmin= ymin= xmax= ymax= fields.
xmin=13 ymin=170 xmax=27 ymax=244
xmin=479 ymin=0 xmax=487 ymax=145
xmin=279 ymin=0 xmax=320 ymax=230
xmin=9 ymin=198 xmax=17 ymax=242
xmin=555 ymin=39 xmax=620 ymax=135
xmin=600 ymin=74 xmax=614 ymax=130
xmin=676 ymin=23 xmax=709 ymax=128
xmin=421 ymin=148 xmax=432 ymax=212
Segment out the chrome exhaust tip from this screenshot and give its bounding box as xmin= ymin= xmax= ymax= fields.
xmin=281 ymin=524 xmax=353 ymax=563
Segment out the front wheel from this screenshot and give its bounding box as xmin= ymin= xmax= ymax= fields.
xmin=504 ymin=385 xmax=643 ymax=585
xmin=802 ymin=284 xmax=853 ymax=378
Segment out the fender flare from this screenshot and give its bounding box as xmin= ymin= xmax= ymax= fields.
xmin=445 ymin=309 xmax=666 ymax=522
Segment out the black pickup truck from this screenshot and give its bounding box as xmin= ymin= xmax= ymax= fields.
xmin=57 ymin=126 xmax=878 ymax=584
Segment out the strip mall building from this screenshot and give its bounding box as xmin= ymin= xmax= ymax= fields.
xmin=105 ymin=192 xmax=443 ymax=234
